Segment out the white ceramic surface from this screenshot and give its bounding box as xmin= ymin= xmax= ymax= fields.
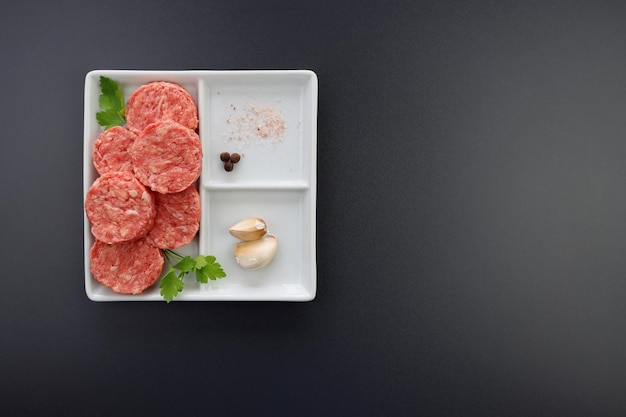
xmin=83 ymin=70 xmax=317 ymax=301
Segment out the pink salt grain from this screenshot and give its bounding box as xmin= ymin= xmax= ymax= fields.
xmin=226 ymin=103 xmax=286 ymax=148
xmin=254 ymin=105 xmax=286 ymax=138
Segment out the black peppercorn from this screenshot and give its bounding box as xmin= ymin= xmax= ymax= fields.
xmin=224 ymin=160 xmax=234 ymax=172
xmin=220 ymin=152 xmax=231 ymax=162
xmin=230 ymin=153 xmax=241 ymax=163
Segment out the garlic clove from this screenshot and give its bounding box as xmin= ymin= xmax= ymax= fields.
xmin=234 ymin=234 xmax=278 ymax=270
xmin=228 ymin=217 xmax=268 ymax=241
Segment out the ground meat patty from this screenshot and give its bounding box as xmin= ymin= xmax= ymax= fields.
xmin=90 ymin=239 xmax=164 ymax=294
xmin=125 ymin=81 xmax=198 ymax=134
xmin=85 ymin=171 xmax=156 ymax=244
xmin=146 ymin=186 xmax=201 ymax=249
xmin=92 ymin=126 xmax=137 ymax=175
xmin=130 ymin=120 xmax=202 ymax=194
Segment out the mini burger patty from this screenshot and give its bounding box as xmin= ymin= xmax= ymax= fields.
xmin=130 ymin=120 xmax=202 ymax=194
xmin=85 ymin=171 xmax=156 ymax=244
xmin=146 ymin=186 xmax=201 ymax=249
xmin=125 ymin=81 xmax=198 ymax=134
xmin=92 ymin=126 xmax=137 ymax=175
xmin=90 ymin=239 xmax=164 ymax=294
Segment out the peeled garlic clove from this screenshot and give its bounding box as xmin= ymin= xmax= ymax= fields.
xmin=234 ymin=234 xmax=278 ymax=270
xmin=229 ymin=217 xmax=267 ymax=241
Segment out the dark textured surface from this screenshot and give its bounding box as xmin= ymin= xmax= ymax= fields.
xmin=2 ymin=0 xmax=626 ymax=415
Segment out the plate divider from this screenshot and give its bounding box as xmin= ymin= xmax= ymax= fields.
xmin=203 ymin=181 xmax=310 ymax=191
xmin=198 ymin=77 xmax=211 ymax=256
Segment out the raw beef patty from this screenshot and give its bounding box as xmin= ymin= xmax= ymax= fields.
xmin=130 ymin=120 xmax=202 ymax=194
xmin=85 ymin=171 xmax=156 ymax=244
xmin=90 ymin=239 xmax=164 ymax=294
xmin=125 ymin=81 xmax=198 ymax=134
xmin=92 ymin=126 xmax=137 ymax=175
xmin=146 ymin=185 xmax=201 ymax=249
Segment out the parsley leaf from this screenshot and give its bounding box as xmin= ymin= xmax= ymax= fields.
xmin=192 ymin=255 xmax=226 ymax=283
xmin=96 ymin=109 xmax=125 ymax=129
xmin=160 ymin=251 xmax=227 ymax=302
xmin=173 ymin=256 xmax=195 ymax=273
xmin=193 ymin=255 xmax=208 ymax=269
xmin=99 ymin=76 xmax=124 ymax=108
xmin=159 ymin=270 xmax=184 ymax=303
xmin=201 ymin=257 xmax=227 ymax=281
xmin=96 ymin=76 xmax=126 ymax=129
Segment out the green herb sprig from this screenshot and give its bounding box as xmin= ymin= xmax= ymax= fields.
xmin=96 ymin=76 xmax=126 ymax=129
xmin=160 ymin=250 xmax=227 ymax=303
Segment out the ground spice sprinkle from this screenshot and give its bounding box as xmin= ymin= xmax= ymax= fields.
xmin=225 ymin=103 xmax=286 ymax=148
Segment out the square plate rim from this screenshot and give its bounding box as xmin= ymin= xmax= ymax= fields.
xmin=83 ymin=69 xmax=317 ymax=302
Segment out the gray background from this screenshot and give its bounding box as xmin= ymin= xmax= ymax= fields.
xmin=2 ymin=0 xmax=626 ymax=415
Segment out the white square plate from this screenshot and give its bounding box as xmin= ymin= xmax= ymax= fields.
xmin=83 ymin=70 xmax=317 ymax=301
